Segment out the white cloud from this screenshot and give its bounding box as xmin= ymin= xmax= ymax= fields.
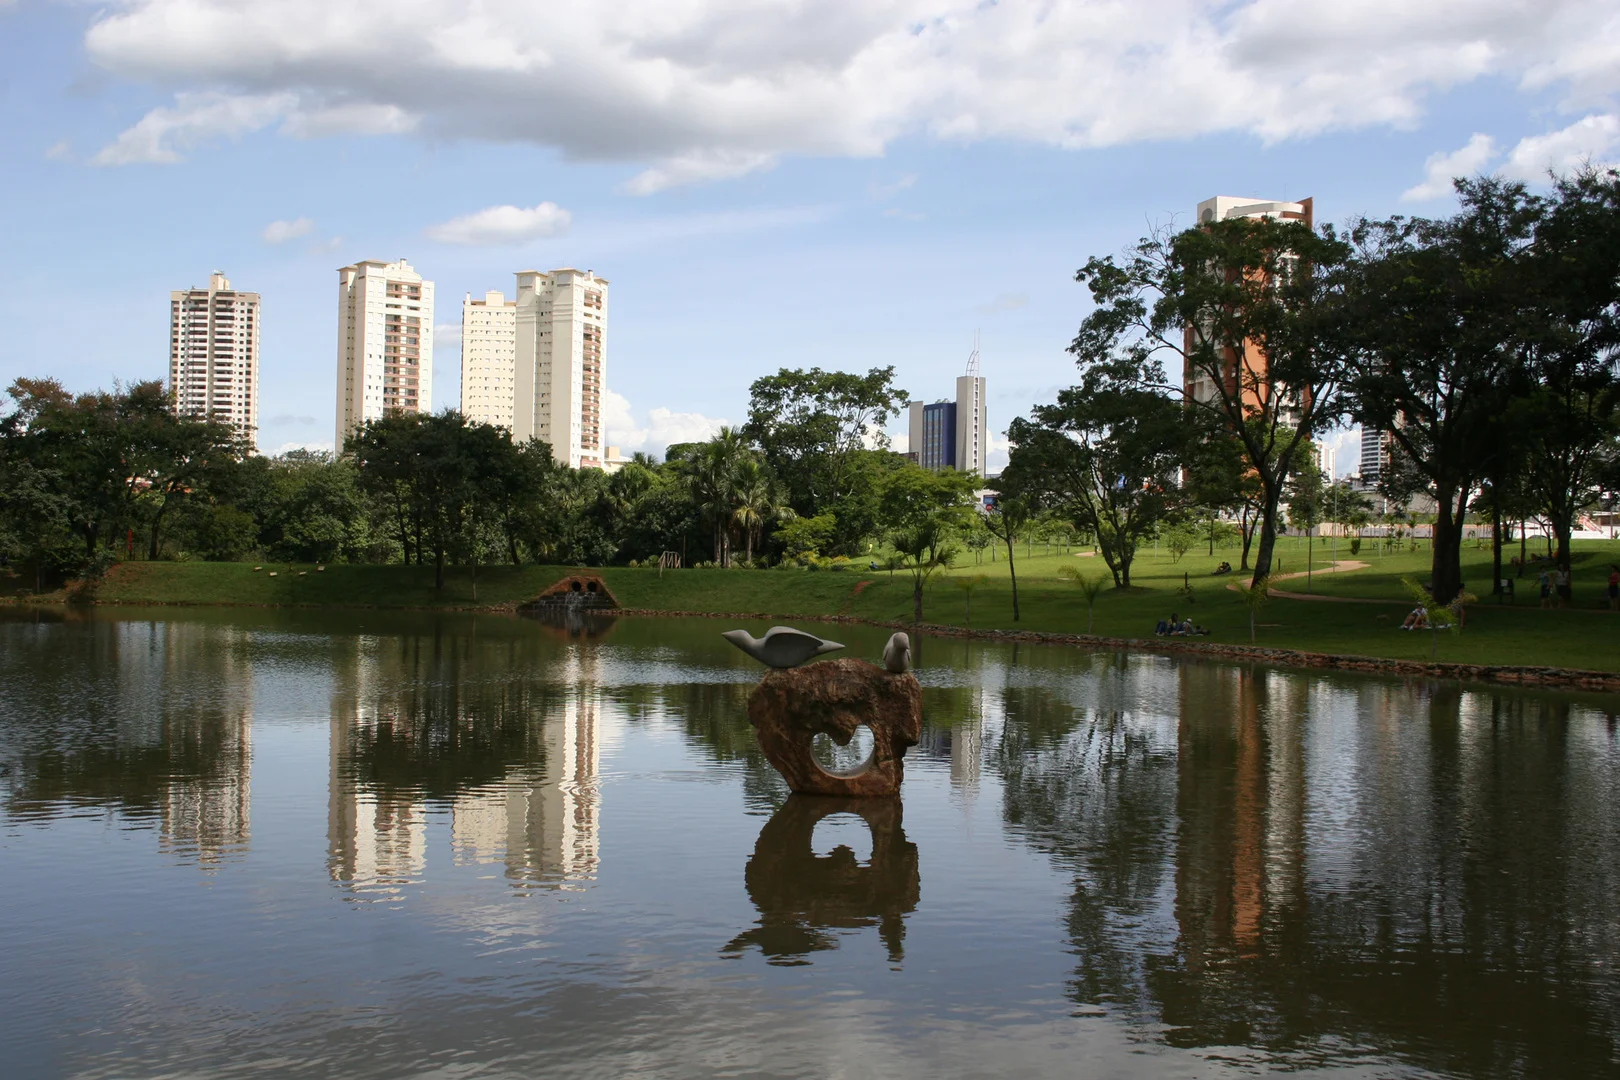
xmin=433 ymin=323 xmax=462 ymax=353
xmin=92 ymin=91 xmax=295 ymax=164
xmin=261 ymin=216 xmax=315 ymax=243
xmin=269 ymin=439 xmax=335 ymax=456
xmin=1501 ymin=113 xmax=1620 ymax=181
xmin=603 ymin=388 xmax=727 ymax=457
xmin=82 ymin=0 xmax=1620 ymax=188
xmin=424 ymin=201 xmax=572 ymax=245
xmin=1401 ymin=133 xmax=1497 ymax=202
xmin=44 ymin=140 xmax=71 ymax=161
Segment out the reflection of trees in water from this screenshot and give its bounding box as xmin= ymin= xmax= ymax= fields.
xmin=723 ymin=796 xmax=920 ymax=966
xmin=603 ymin=679 xmax=787 ymax=808
xmin=0 ymin=619 xmax=252 ymax=865
xmin=995 ymin=657 xmax=1620 ymax=1075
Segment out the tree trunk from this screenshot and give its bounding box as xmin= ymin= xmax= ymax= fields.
xmin=1491 ymin=504 xmax=1503 ymax=598
xmin=1006 ymin=537 xmax=1021 ymax=621
xmin=435 ymin=545 xmax=445 ymax=589
xmin=1429 ymin=483 xmax=1468 ymax=603
xmin=913 ymin=576 xmax=924 ymax=623
xmin=1248 ymin=481 xmax=1284 ymax=587
xmin=147 ymin=497 xmax=171 ymax=560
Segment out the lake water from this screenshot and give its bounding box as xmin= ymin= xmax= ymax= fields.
xmin=2 ymin=608 xmax=1618 ymax=1079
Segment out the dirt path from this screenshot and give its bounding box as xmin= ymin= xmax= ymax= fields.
xmin=1224 ymin=561 xmax=1406 ymax=604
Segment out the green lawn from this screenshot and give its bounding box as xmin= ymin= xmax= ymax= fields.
xmin=15 ymin=534 xmax=1620 ymax=674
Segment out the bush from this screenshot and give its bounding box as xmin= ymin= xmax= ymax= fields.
xmin=1349 ymin=537 xmax=1362 ymax=555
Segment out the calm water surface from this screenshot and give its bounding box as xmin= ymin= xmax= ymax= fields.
xmin=2 ymin=608 xmax=1618 ymax=1079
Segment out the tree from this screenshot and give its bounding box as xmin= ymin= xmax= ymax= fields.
xmin=1516 ymin=168 xmax=1620 ymax=596
xmin=139 ymin=411 xmax=252 ymax=559
xmin=1345 ymin=178 xmax=1541 ymax=602
xmin=1055 ymin=564 xmax=1106 ymax=633
xmin=1001 ymin=382 xmax=1190 ymax=588
xmin=880 ymin=466 xmax=974 ymax=622
xmin=5 ymin=378 xmax=195 ymax=565
xmin=1071 ymin=213 xmax=1354 ymax=588
xmin=950 ymin=573 xmax=990 ymax=628
xmin=1234 ymin=573 xmax=1273 ymax=643
xmin=744 ymin=366 xmax=910 ymax=550
xmin=982 ymin=496 xmax=1032 ymax=621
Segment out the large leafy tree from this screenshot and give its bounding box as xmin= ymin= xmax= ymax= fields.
xmin=1071 ymin=215 xmax=1353 ymax=586
xmin=1001 ymin=383 xmax=1191 ymax=588
xmin=1345 ymin=178 xmax=1541 ymax=602
xmin=3 ymin=378 xmax=246 ymax=567
xmin=1516 ymin=168 xmax=1620 ymax=592
xmin=744 ymin=366 xmax=910 ymax=551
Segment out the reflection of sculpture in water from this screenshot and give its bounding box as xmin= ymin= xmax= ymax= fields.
xmin=722 ymin=796 xmax=920 ymax=966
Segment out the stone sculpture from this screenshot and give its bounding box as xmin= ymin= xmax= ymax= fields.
xmin=721 ymin=626 xmax=845 ymax=668
xmin=881 ymin=631 xmax=911 ymax=673
xmin=730 ymin=627 xmax=922 ymax=795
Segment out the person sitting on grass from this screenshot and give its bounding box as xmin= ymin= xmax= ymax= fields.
xmin=1155 ymin=617 xmax=1170 ymax=635
xmin=1400 ymin=607 xmax=1428 ymax=631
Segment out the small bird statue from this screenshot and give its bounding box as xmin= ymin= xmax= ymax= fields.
xmin=882 ymin=631 xmax=911 ymax=673
xmin=722 ymin=626 xmax=845 ymax=668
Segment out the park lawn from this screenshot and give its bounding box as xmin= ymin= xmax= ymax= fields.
xmin=65 ymin=541 xmax=1620 ymax=673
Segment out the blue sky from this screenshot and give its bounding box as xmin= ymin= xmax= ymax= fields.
xmin=2 ymin=1 xmax=1617 ymax=471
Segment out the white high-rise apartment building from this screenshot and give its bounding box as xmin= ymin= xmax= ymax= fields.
xmin=513 ymin=269 xmax=608 ymax=469
xmin=335 ymin=258 xmax=434 ymax=449
xmin=169 ymin=271 xmax=259 ymax=441
xmin=459 ymin=290 xmax=518 ymax=428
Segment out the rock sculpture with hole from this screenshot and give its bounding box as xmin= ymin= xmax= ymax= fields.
xmin=724 ymin=629 xmax=921 ymax=797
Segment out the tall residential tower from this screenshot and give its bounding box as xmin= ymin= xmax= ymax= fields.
xmin=1184 ymin=196 xmax=1313 ymax=416
xmin=513 ymin=269 xmax=608 ymax=470
xmin=169 ymin=271 xmax=259 ymax=441
xmin=335 ymin=258 xmax=434 ymax=449
xmin=459 ymin=290 xmax=518 ymax=429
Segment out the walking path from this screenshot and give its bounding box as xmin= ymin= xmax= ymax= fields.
xmin=1224 ymin=560 xmax=1407 ymax=604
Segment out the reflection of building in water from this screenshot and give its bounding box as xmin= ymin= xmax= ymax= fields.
xmin=452 ymin=653 xmax=603 ymax=889
xmin=327 ymin=634 xmax=607 ymax=897
xmin=327 ymin=636 xmax=426 ymax=899
xmin=150 ymin=622 xmax=254 ymax=864
xmin=1173 ymin=664 xmax=1306 ymax=961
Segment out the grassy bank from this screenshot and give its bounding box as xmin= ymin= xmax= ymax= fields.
xmin=16 ymin=535 xmax=1620 ymax=674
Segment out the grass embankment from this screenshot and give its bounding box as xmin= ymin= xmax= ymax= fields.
xmin=49 ymin=535 xmax=1620 ymax=675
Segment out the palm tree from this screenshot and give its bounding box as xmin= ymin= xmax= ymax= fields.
xmin=690 ymin=427 xmax=746 ymax=566
xmin=731 ymin=457 xmax=773 ymax=565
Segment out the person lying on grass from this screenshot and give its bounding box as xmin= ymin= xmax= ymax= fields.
xmin=1400 ymin=607 xmax=1428 ymax=631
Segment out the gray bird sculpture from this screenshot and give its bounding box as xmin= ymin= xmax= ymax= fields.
xmin=882 ymin=631 xmax=911 ymax=673
xmin=722 ymin=626 xmax=845 ymax=668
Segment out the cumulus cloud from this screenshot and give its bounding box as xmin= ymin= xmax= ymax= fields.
xmin=1403 ymin=114 xmax=1618 ymax=201
xmin=1501 ymin=113 xmax=1620 ymax=180
xmin=1402 ymin=133 xmax=1497 ymax=201
xmin=93 ymin=90 xmax=295 ymax=164
xmin=603 ymin=388 xmax=728 ymax=458
xmin=262 ymin=216 xmax=315 ymax=243
xmin=82 ymin=0 xmax=1620 ymax=187
xmin=425 ymin=202 xmax=572 ymax=245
